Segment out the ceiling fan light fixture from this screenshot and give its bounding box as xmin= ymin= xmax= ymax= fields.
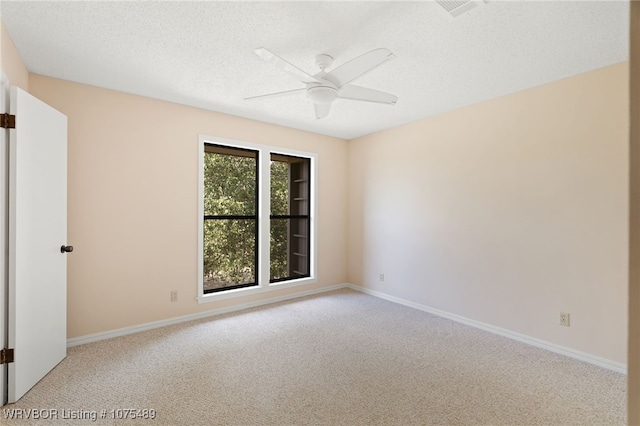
xmin=306 ymin=86 xmax=338 ymax=104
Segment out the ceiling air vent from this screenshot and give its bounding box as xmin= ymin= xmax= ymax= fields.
xmin=436 ymin=0 xmax=486 ymax=18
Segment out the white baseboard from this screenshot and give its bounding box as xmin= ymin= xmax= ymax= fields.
xmin=67 ymin=284 xmax=348 ymax=347
xmin=346 ymin=284 xmax=627 ymax=375
xmin=68 ymin=282 xmax=627 ymax=375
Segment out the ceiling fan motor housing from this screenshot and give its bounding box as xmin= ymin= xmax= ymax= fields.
xmin=315 ymin=54 xmax=334 ymax=70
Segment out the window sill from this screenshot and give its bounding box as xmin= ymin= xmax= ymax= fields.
xmin=197 ymin=276 xmax=317 ymax=304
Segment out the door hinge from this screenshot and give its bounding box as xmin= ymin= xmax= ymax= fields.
xmin=0 ymin=348 xmax=14 ymax=364
xmin=1 ymin=113 xmax=16 ymax=129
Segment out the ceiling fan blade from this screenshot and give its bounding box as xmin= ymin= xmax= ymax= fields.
xmin=338 ymin=85 xmax=398 ymax=105
xmin=314 ymin=103 xmax=331 ymax=119
xmin=324 ymin=48 xmax=395 ymax=87
xmin=255 ymin=47 xmax=321 ymax=84
xmin=244 ymin=88 xmax=305 ymax=101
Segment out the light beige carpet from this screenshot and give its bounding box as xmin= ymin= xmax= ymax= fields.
xmin=3 ymin=289 xmax=626 ymax=425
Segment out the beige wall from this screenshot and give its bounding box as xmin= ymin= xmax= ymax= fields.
xmin=348 ymin=63 xmax=629 ymax=364
xmin=1 ymin=21 xmax=28 ymax=90
xmin=28 ymin=75 xmax=348 ymax=338
xmin=2 ymin=15 xmax=632 ymax=388
xmin=629 ymin=1 xmax=639 ymax=423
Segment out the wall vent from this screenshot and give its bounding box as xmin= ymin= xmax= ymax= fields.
xmin=436 ymin=0 xmax=486 ymax=18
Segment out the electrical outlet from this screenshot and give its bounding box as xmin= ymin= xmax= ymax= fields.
xmin=379 ymin=273 xmax=385 ymax=282
xmin=170 ymin=291 xmax=178 ymax=302
xmin=559 ymin=312 xmax=570 ymax=327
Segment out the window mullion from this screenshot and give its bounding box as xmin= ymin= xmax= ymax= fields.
xmin=259 ymin=149 xmax=271 ymax=288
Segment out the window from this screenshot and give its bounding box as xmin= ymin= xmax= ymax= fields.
xmin=198 ymin=136 xmax=316 ymax=301
xmin=202 ymin=144 xmax=258 ymax=294
xmin=270 ymin=154 xmax=311 ymax=282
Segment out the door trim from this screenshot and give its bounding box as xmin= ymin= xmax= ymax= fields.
xmin=1 ymin=72 xmax=9 ymax=406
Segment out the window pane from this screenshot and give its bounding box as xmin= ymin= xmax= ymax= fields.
xmin=203 ymin=219 xmax=257 ymax=292
xmin=204 ymin=149 xmax=257 ymax=216
xmin=270 ymin=159 xmax=289 ymax=215
xmin=270 ymin=218 xmax=310 ymax=281
xmin=270 ymin=218 xmax=288 ymax=280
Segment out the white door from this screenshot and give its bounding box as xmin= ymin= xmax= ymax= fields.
xmin=7 ymin=86 xmax=68 ymax=403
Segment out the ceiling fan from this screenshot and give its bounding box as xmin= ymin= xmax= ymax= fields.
xmin=245 ymin=47 xmax=398 ymax=119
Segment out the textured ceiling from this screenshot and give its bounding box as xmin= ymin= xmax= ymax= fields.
xmin=0 ymin=1 xmax=630 ymax=139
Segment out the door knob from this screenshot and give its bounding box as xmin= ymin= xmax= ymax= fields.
xmin=60 ymin=245 xmax=73 ymax=253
